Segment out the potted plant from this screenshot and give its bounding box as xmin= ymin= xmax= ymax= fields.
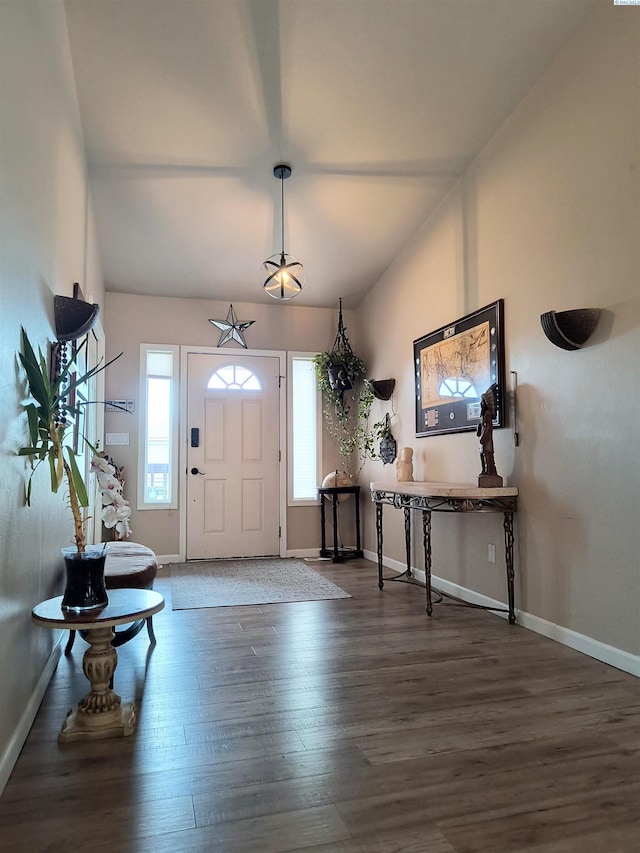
xmin=313 ymin=347 xmax=366 ymax=397
xmin=312 ymin=298 xmax=365 ymax=395
xmin=313 ymin=300 xmax=378 ymax=477
xmin=18 ymin=327 xmax=125 ymax=611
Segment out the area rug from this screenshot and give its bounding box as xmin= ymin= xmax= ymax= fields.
xmin=169 ymin=558 xmax=351 ymax=610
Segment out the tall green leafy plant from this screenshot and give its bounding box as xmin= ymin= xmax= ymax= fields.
xmin=18 ymin=327 xmax=121 ymax=553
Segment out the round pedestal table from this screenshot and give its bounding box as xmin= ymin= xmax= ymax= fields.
xmin=32 ymin=588 xmax=164 ymax=743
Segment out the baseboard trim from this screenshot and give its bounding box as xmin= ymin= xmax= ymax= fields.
xmin=515 ymin=611 xmax=640 ymax=677
xmin=155 ymin=553 xmax=181 ymax=566
xmin=363 ymin=549 xmax=639 ymax=678
xmin=0 ymin=634 xmax=63 ymax=796
xmin=160 ymin=552 xmax=327 ymax=564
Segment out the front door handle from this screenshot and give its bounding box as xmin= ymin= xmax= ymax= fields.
xmin=190 ymin=467 xmax=205 ymax=475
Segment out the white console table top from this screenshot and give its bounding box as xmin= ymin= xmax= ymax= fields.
xmin=370 ymin=481 xmax=518 ymax=499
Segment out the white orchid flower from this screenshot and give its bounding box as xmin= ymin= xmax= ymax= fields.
xmin=97 ymin=472 xmax=120 ymax=491
xmin=101 ymin=505 xmax=118 ymax=528
xmin=91 ymin=454 xmax=115 ymax=475
xmin=92 ymin=453 xmax=132 ymax=539
xmin=115 ymin=519 xmax=132 ymax=538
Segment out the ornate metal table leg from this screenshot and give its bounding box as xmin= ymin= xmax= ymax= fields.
xmin=404 ymin=507 xmax=412 ymax=578
xmin=59 ymin=625 xmax=136 ymax=742
xmin=331 ymin=494 xmax=339 ymax=562
xmin=423 ymin=510 xmax=432 ymax=615
xmin=376 ymin=502 xmax=384 ymax=589
xmin=503 ymin=511 xmax=516 ymax=624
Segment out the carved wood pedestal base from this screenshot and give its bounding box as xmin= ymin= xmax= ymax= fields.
xmin=58 ymin=625 xmax=137 ymax=743
xmin=60 ymin=701 xmax=137 ymax=743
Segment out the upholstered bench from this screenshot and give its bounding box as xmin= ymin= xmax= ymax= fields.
xmin=64 ymin=541 xmax=158 ymax=655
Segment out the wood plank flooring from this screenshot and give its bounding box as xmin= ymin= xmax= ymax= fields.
xmin=1 ymin=558 xmax=639 ymax=852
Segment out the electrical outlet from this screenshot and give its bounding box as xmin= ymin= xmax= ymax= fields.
xmin=488 ymin=544 xmax=496 ymax=563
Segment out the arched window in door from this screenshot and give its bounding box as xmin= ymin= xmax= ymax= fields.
xmin=207 ymin=364 xmax=261 ymax=391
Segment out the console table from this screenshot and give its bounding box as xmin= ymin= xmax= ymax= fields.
xmin=318 ymin=485 xmax=363 ymax=562
xmin=370 ymin=482 xmax=518 ymax=623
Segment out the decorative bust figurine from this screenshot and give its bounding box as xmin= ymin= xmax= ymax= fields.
xmin=477 ymin=384 xmax=503 ymax=488
xmin=396 ymin=447 xmax=414 ymax=482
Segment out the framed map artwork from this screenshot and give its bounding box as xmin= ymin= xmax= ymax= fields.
xmin=414 ymin=300 xmax=505 ymax=437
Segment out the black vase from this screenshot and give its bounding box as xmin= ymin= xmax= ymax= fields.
xmin=328 ymin=364 xmax=353 ymax=391
xmin=61 ymin=544 xmax=109 ymax=612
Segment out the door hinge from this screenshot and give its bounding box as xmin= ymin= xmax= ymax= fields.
xmin=279 ymin=525 xmax=282 ymax=539
xmin=279 ymin=450 xmax=281 ymax=462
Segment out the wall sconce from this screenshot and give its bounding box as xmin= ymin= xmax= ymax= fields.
xmin=540 ymin=309 xmax=600 ymax=351
xmin=54 ymin=285 xmax=100 ymax=342
xmin=367 ymin=379 xmax=396 ymax=400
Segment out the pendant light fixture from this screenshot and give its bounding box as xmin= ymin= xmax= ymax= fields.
xmin=260 ymin=163 xmax=304 ymax=300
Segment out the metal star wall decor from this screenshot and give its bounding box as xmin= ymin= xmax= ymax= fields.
xmin=208 ymin=304 xmax=255 ymax=348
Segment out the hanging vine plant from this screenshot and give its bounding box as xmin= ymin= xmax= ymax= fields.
xmin=313 ymin=299 xmax=378 ymax=476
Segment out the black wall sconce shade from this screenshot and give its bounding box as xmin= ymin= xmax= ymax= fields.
xmin=54 ymin=294 xmax=100 ymax=342
xmin=367 ymin=379 xmax=396 ymax=400
xmin=540 ymin=309 xmax=600 ymax=351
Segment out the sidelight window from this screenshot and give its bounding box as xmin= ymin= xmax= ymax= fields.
xmin=138 ymin=344 xmax=179 ymax=509
xmin=288 ymin=354 xmax=322 ymax=504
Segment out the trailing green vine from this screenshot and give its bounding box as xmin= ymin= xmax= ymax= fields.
xmin=312 ymin=300 xmax=388 ymax=477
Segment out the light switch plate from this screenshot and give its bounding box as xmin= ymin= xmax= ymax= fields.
xmin=105 ymin=433 xmax=130 ymax=446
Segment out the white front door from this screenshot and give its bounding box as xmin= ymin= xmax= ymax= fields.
xmin=186 ymin=353 xmax=280 ymax=559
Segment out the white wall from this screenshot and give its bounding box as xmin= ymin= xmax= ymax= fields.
xmin=0 ymin=1 xmax=104 ymax=789
xmin=358 ymin=4 xmax=640 ymax=661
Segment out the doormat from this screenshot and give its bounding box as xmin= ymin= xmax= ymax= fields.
xmin=169 ymin=558 xmax=351 ymax=610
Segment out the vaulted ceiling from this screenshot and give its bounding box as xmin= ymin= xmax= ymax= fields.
xmin=64 ymin=0 xmax=596 ymax=308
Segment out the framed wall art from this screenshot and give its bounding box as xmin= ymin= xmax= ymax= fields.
xmin=414 ymin=299 xmax=505 ymax=437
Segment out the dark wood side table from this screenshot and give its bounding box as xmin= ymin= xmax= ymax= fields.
xmin=318 ymin=485 xmax=363 ymax=562
xmin=32 ymin=588 xmax=164 ymax=743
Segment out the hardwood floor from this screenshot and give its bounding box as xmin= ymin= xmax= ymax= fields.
xmin=1 ymin=558 xmax=639 ymax=852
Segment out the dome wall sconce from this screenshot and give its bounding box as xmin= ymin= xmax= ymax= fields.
xmin=540 ymin=308 xmax=600 ymax=351
xmin=54 ymin=286 xmax=100 ymax=342
xmin=260 ymin=163 xmax=304 ymax=300
xmin=540 ymin=308 xmax=600 ymax=350
xmin=367 ymin=378 xmax=396 ymax=401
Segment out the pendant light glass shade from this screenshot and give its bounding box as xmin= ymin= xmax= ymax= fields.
xmin=261 ymin=164 xmax=304 ymax=300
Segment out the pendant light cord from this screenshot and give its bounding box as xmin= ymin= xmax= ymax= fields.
xmin=262 ymin=163 xmax=302 ymax=300
xmin=281 ymin=173 xmax=285 ymax=256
